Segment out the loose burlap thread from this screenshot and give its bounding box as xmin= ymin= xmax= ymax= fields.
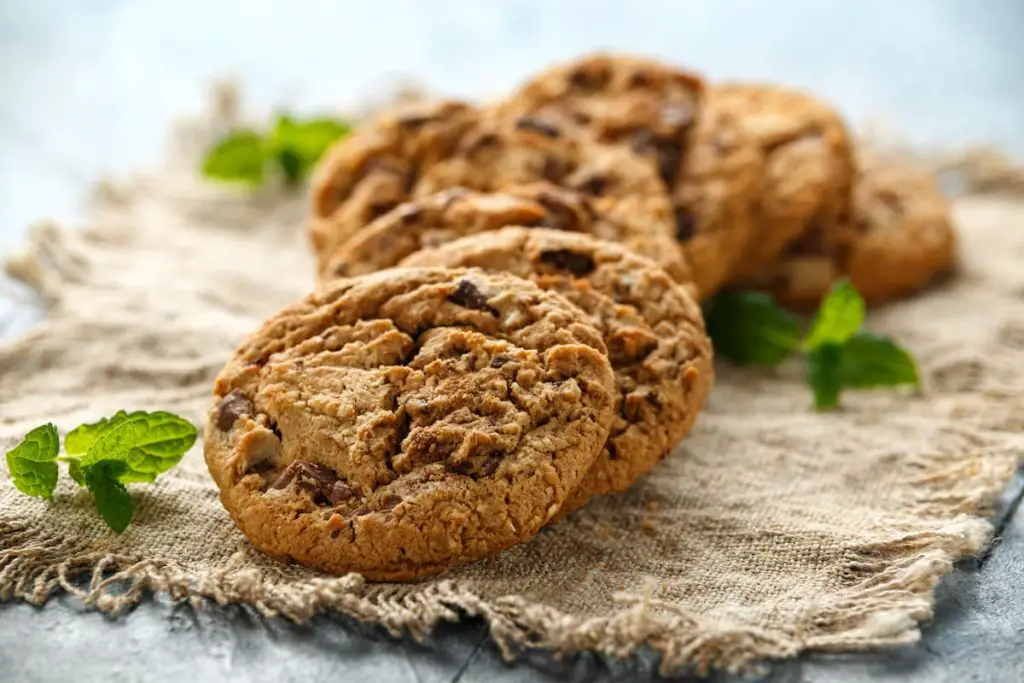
xmin=2 ymin=92 xmax=1024 ymax=677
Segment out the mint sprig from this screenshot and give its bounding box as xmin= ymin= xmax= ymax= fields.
xmin=202 ymin=114 xmax=350 ymax=188
xmin=707 ymin=278 xmax=920 ymax=409
xmin=4 ymin=411 xmax=197 ymax=532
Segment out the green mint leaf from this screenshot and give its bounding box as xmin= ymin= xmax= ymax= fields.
xmin=68 ymin=459 xmax=86 ymax=487
xmin=802 ymin=279 xmax=866 ymax=351
xmin=704 ymin=292 xmax=801 ymax=366
xmin=64 ymin=410 xmax=133 ymax=457
xmin=5 ymin=424 xmax=60 ymax=499
xmin=840 ymin=331 xmax=920 ymax=389
xmin=78 ymin=411 xmax=197 ymax=483
xmin=202 ymin=130 xmax=267 ymax=186
xmin=83 ymin=461 xmax=134 ymax=533
xmin=806 ymin=344 xmax=843 ymax=409
xmin=271 ymin=114 xmax=350 ymax=185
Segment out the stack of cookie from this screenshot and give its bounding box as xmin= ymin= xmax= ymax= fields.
xmin=203 ymin=53 xmax=958 ymax=580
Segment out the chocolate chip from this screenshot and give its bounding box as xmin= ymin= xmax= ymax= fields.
xmin=515 ymin=116 xmax=562 ymax=139
xmin=574 ymin=174 xmax=610 ymax=197
xmin=464 ymin=132 xmax=500 ymax=154
xmin=448 ymin=279 xmax=499 ymax=316
xmin=542 ymin=157 xmax=567 ymax=183
xmin=368 ymin=200 xmax=399 ymax=220
xmin=571 ymin=111 xmax=593 ymax=125
xmin=215 ymin=389 xmax=253 ymax=431
xmin=539 ymin=249 xmax=596 ymax=276
xmin=380 ymin=494 xmax=402 ymax=512
xmin=249 ymin=352 xmax=270 ymax=368
xmin=328 ymin=481 xmax=355 ymax=504
xmin=675 ymin=210 xmax=697 ymax=241
xmin=490 ymin=355 xmax=510 ymax=368
xmin=628 ymin=71 xmax=652 ymax=88
xmin=631 ymin=129 xmax=681 ymax=186
xmin=331 ymin=262 xmax=349 ymax=278
xmin=272 ymin=461 xmax=340 ymax=506
xmin=569 ymin=66 xmax=610 ymax=90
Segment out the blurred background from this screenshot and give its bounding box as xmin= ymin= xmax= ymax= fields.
xmin=2 ymin=0 xmax=1023 ymax=251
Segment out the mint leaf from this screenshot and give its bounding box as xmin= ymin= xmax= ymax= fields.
xmin=83 ymin=461 xmax=134 ymax=533
xmin=64 ymin=410 xmax=133 ymax=457
xmin=271 ymin=115 xmax=350 ymax=185
xmin=68 ymin=460 xmax=86 ymax=487
xmin=803 ymin=279 xmax=865 ymax=351
xmin=806 ymin=344 xmax=843 ymax=409
xmin=705 ymin=292 xmax=801 ymax=366
xmin=78 ymin=411 xmax=197 ymax=483
xmin=5 ymin=424 xmax=60 ymax=499
xmin=202 ymin=130 xmax=266 ymax=186
xmin=840 ymin=331 xmax=920 ymax=389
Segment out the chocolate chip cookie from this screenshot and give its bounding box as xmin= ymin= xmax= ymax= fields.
xmin=204 ymin=268 xmax=617 ymax=580
xmin=400 ymin=228 xmax=713 ymax=515
xmin=308 ymin=99 xmax=479 ymax=270
xmin=497 ymin=52 xmax=704 ymax=187
xmin=712 ymin=84 xmax=856 ymax=281
xmin=757 ymin=155 xmax=957 ymax=307
xmin=670 ymin=102 xmax=764 ymax=297
xmin=319 ymin=183 xmax=693 ymax=287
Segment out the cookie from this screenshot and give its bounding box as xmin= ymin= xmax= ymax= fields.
xmin=497 ymin=52 xmax=704 ymax=187
xmin=319 ymin=183 xmax=693 ymax=287
xmin=401 ymin=228 xmax=713 ymax=515
xmin=757 ymin=154 xmax=957 ymax=307
xmin=498 ymin=55 xmax=759 ymax=298
xmin=205 ymin=268 xmax=617 ymax=580
xmin=308 ymin=99 xmax=479 ymax=270
xmin=670 ymin=102 xmax=764 ymax=297
xmin=712 ymin=84 xmax=856 ymax=281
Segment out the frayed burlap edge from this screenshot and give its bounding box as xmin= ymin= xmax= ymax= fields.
xmin=1 ymin=445 xmax=1012 ymax=676
xmin=2 ymin=81 xmax=1024 ymax=677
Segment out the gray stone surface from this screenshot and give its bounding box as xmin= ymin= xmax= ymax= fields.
xmin=1 ymin=1 xmax=1024 ymax=681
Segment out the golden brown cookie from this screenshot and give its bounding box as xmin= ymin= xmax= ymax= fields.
xmin=204 ymin=268 xmax=617 ymax=580
xmin=712 ymin=84 xmax=857 ymax=281
xmin=497 ymin=52 xmax=704 ymax=187
xmin=670 ymin=102 xmax=764 ymax=297
xmin=498 ymin=54 xmax=759 ymax=298
xmin=400 ymin=228 xmax=713 ymax=515
xmin=308 ymin=99 xmax=479 ymax=270
xmin=318 ymin=183 xmax=693 ymax=287
xmin=757 ymin=155 xmax=957 ymax=307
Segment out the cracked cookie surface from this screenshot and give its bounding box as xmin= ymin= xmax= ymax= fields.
xmin=401 ymin=228 xmax=713 ymax=515
xmin=713 ymin=84 xmax=857 ymax=282
xmin=756 ymin=154 xmax=957 ymax=307
xmin=308 ymin=99 xmax=480 ymax=271
xmin=204 ymin=268 xmax=617 ymax=580
xmin=319 ymin=183 xmax=693 ymax=287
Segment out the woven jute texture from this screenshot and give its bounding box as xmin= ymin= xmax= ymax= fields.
xmin=2 ymin=93 xmax=1024 ymax=676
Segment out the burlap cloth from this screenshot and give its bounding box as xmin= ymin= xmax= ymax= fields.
xmin=2 ymin=93 xmax=1024 ymax=677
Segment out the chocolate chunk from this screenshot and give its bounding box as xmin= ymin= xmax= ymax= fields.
xmin=539 ymin=249 xmax=596 ymax=276
xmin=542 ymin=157 xmax=567 ymax=183
xmin=448 ymin=279 xmax=499 ymax=316
xmin=489 ymin=355 xmax=510 ymax=368
xmin=328 ymin=481 xmax=355 ymax=504
xmin=574 ymin=174 xmax=609 ymax=197
xmin=464 ymin=132 xmax=500 ymax=154
xmin=273 ymin=461 xmax=340 ymax=506
xmin=674 ymin=210 xmax=697 ymax=242
xmin=569 ymin=66 xmax=610 ymax=90
xmin=215 ymin=389 xmax=253 ymax=431
xmin=515 ymin=116 xmax=562 ymax=139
